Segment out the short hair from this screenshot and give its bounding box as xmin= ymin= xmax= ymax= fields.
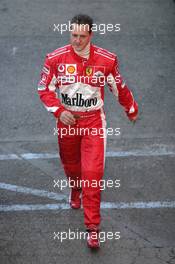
xmin=71 ymin=14 xmax=93 ymax=33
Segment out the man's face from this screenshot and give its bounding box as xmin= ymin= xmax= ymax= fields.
xmin=70 ymin=23 xmax=92 ymax=52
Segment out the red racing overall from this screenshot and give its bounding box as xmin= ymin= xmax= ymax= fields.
xmin=38 ymin=44 xmax=138 ymax=230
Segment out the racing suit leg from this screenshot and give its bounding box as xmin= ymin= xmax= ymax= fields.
xmin=57 ymin=122 xmax=82 ymax=190
xmin=80 ymin=110 xmax=106 ymax=230
xmin=57 ymin=109 xmax=106 ymax=230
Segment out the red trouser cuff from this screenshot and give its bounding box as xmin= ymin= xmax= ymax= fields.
xmin=86 ymin=225 xmax=99 ymax=232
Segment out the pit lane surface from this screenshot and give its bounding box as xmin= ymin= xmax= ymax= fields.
xmin=0 ymin=0 xmax=175 ymax=263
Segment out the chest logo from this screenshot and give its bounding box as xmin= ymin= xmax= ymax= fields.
xmin=58 ymin=64 xmax=65 ymax=73
xmin=58 ymin=64 xmax=77 ymax=75
xmin=85 ymin=67 xmax=93 ymax=76
xmin=66 ymin=64 xmax=77 ymax=75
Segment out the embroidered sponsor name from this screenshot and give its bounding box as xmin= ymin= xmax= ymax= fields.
xmin=61 ymin=93 xmax=97 ymax=107
xmin=42 ymin=66 xmax=50 ymax=75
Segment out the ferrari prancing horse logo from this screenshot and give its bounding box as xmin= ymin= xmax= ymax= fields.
xmin=85 ymin=67 xmax=93 ymax=76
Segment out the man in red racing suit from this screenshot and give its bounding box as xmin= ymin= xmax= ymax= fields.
xmin=38 ymin=14 xmax=138 ymax=248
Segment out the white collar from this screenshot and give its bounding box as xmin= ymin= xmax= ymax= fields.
xmin=73 ymin=42 xmax=90 ymax=59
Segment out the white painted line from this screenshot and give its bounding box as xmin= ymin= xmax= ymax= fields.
xmin=101 ymin=201 xmax=175 ymax=209
xmin=0 ymin=204 xmax=70 ymax=212
xmin=1 ymin=182 xmax=175 ymax=212
xmin=0 ymin=201 xmax=175 ymax=212
xmin=0 ymin=154 xmax=21 ymax=160
xmin=0 ymin=182 xmax=67 ymax=202
xmin=106 ymin=150 xmax=175 ymax=157
xmin=12 ymin=46 xmax=18 ymax=55
xmin=21 ymin=153 xmax=58 ymax=159
xmin=0 ymin=149 xmax=175 ymax=161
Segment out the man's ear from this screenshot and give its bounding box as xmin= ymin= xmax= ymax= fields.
xmin=89 ymin=31 xmax=93 ymax=39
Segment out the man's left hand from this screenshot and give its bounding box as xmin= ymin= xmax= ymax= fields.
xmin=128 ymin=114 xmax=138 ymax=124
xmin=126 ymin=101 xmax=139 ymax=124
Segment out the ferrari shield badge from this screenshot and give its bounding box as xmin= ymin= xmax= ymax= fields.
xmin=85 ymin=66 xmax=93 ymax=76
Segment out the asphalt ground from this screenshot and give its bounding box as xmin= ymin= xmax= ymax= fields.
xmin=0 ymin=0 xmax=175 ymax=263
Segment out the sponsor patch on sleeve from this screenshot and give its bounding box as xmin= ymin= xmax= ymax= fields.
xmin=38 ymin=84 xmax=46 ymax=91
xmin=42 ymin=65 xmax=50 ymax=75
xmin=40 ymin=72 xmax=48 ymax=85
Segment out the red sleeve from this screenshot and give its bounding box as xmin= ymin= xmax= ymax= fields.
xmin=107 ymin=56 xmax=138 ymax=120
xmin=37 ymin=55 xmax=65 ymax=118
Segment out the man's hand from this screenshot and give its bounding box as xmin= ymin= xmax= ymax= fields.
xmin=129 ymin=116 xmax=137 ymax=124
xmin=127 ymin=101 xmax=139 ymax=124
xmin=59 ymin=111 xmax=76 ymax=125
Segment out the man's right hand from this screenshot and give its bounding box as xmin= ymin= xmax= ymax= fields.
xmin=59 ymin=111 xmax=76 ymax=125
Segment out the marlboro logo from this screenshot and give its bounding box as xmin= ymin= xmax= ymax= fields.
xmin=61 ymin=93 xmax=97 ymax=107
